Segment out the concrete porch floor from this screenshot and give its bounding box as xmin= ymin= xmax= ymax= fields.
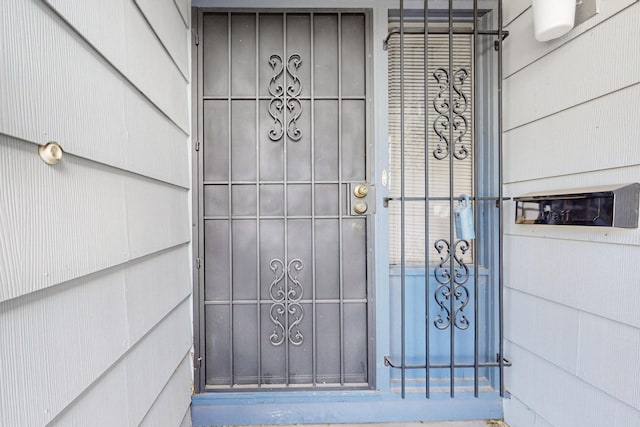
xmin=230 ymin=422 xmax=508 ymax=427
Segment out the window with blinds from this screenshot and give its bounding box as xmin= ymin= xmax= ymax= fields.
xmin=388 ymin=30 xmax=474 ymax=265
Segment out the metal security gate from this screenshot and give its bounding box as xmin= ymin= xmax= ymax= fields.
xmin=383 ymin=0 xmax=510 ymax=398
xmin=193 ymin=10 xmax=374 ymax=391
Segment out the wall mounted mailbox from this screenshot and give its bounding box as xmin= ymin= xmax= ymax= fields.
xmin=514 ymin=183 xmax=640 ymax=228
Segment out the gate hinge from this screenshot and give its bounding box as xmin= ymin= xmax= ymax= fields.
xmin=194 ymin=33 xmax=200 ymax=46
xmin=195 ymin=140 xmax=200 ymax=152
xmin=195 ymin=257 xmax=201 ymax=269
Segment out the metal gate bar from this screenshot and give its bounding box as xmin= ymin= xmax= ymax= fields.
xmin=497 ymin=0 xmax=505 ymax=398
xmin=447 ymin=0 xmax=456 ymax=399
xmin=310 ymin=12 xmax=317 ymax=388
xmin=338 ymin=12 xmax=345 ymax=386
xmin=226 ymin=12 xmax=234 ymax=388
xmin=472 ymin=0 xmax=479 ymax=399
xmin=423 ymin=0 xmax=430 ymax=399
xmin=399 ymin=0 xmax=406 ymax=398
xmin=387 ymin=0 xmax=508 ymax=400
xmin=255 ymin=12 xmax=262 ymax=388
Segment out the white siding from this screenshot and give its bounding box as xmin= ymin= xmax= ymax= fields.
xmin=135 ymin=0 xmax=190 ymax=79
xmin=0 ymin=0 xmax=192 ymax=425
xmin=503 ymin=1 xmax=640 ymax=426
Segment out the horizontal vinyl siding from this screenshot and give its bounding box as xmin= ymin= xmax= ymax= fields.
xmin=140 ymin=355 xmax=193 ymax=427
xmin=1 ymin=0 xmax=190 ymax=188
xmin=503 ymin=1 xmax=640 ymax=426
xmin=134 ymin=0 xmax=190 ymax=79
xmin=0 ymin=0 xmax=192 ymax=426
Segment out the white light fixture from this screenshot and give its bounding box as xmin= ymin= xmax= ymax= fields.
xmin=532 ymin=0 xmax=577 ymax=42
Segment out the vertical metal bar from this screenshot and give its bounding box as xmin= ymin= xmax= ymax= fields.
xmin=255 ymin=12 xmax=262 ymax=388
xmin=472 ymin=0 xmax=479 ymax=399
xmin=283 ymin=12 xmax=290 ymax=387
xmin=447 ymin=0 xmax=455 ymax=399
xmin=399 ymin=0 xmax=407 ymax=400
xmin=310 ymin=12 xmax=317 ymax=387
xmin=196 ymin=9 xmax=206 ymax=393
xmin=423 ymin=0 xmax=430 ymax=400
xmin=364 ymin=10 xmax=375 ymax=389
xmin=338 ymin=12 xmax=345 ymax=386
xmin=227 ymin=12 xmax=234 ymax=388
xmin=498 ymin=0 xmax=505 ymax=398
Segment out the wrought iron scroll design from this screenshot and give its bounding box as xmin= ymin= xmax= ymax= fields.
xmin=268 ymin=55 xmax=285 ymax=141
xmin=286 ymin=54 xmax=303 ymax=141
xmin=268 ymin=258 xmax=304 ymax=346
xmin=268 ymin=53 xmax=303 ymax=142
xmin=432 ymin=67 xmax=469 ymax=160
xmin=433 ymin=239 xmax=470 ymax=330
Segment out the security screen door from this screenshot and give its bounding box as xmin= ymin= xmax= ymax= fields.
xmin=195 ymin=11 xmax=374 ymax=390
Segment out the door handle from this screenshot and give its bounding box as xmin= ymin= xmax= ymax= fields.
xmin=353 ymin=184 xmax=369 ymax=198
xmin=349 ymin=183 xmax=375 ymax=215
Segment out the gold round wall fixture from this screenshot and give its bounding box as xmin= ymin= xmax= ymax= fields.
xmin=39 ymin=142 xmax=63 ymax=165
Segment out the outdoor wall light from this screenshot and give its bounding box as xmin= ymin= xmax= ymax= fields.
xmin=532 ymin=0 xmax=577 ymax=41
xmin=533 ymin=0 xmax=600 ymax=42
xmin=38 ymin=142 xmax=63 ymax=165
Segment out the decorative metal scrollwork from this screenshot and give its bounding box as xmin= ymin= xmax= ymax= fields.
xmin=268 ymin=55 xmax=285 ymax=141
xmin=432 ymin=67 xmax=470 ymax=161
xmin=286 ymin=54 xmax=303 ymax=141
xmin=268 ymin=258 xmax=304 ymax=346
xmin=433 ymin=239 xmax=470 ymax=331
xmin=268 ymin=53 xmax=303 ymax=142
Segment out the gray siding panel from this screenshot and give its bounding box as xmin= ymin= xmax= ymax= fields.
xmin=43 ymin=0 xmax=189 ymax=133
xmin=48 ymin=299 xmax=192 ymax=426
xmin=124 ymin=88 xmax=190 ymax=188
xmin=125 ymin=179 xmax=190 ymax=259
xmin=1 ymin=0 xmax=189 ymax=188
xmin=140 ymin=355 xmax=193 ymax=427
xmin=49 ymin=363 xmax=132 ymax=427
xmin=0 ymin=245 xmax=192 ymax=426
xmin=505 ymin=236 xmax=640 ymax=329
xmin=0 ymin=135 xmax=129 ymax=301
xmin=505 ymin=343 xmax=640 ymax=427
xmin=174 ymin=0 xmax=191 ymax=28
xmin=135 ymin=0 xmax=191 ymax=79
xmin=503 ymin=0 xmax=636 ymax=77
xmin=125 ymin=244 xmax=192 ymax=343
xmin=45 ymin=0 xmax=128 ymax=70
xmin=123 ymin=0 xmax=190 ymax=131
xmin=504 ymin=3 xmax=640 ymax=131
xmin=0 ymin=0 xmax=191 ymax=425
xmin=0 ymin=269 xmax=129 ymax=426
xmin=504 ymin=84 xmax=640 ymax=184
xmin=504 ymin=2 xmax=640 ymax=426
xmin=125 ymin=299 xmax=192 ymax=425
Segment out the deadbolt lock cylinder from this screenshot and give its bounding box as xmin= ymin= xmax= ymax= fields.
xmin=353 ymin=201 xmax=368 ymax=215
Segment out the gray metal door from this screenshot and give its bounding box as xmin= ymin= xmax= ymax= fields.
xmin=194 ymin=10 xmax=373 ymax=391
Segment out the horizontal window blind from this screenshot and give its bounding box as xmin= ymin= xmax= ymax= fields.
xmin=388 ymin=31 xmax=474 ymax=265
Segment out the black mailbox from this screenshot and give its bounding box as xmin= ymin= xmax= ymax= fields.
xmin=514 ymin=183 xmax=640 ymax=228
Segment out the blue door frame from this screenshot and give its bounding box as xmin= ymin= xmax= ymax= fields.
xmin=190 ymin=1 xmax=506 ymax=424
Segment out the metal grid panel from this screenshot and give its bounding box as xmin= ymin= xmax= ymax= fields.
xmin=384 ymin=0 xmax=508 ymax=399
xmin=195 ymin=10 xmax=374 ymax=391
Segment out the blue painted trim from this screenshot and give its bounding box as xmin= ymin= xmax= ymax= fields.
xmin=372 ymin=3 xmax=392 ymax=395
xmin=192 ymin=391 xmax=503 ymax=426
